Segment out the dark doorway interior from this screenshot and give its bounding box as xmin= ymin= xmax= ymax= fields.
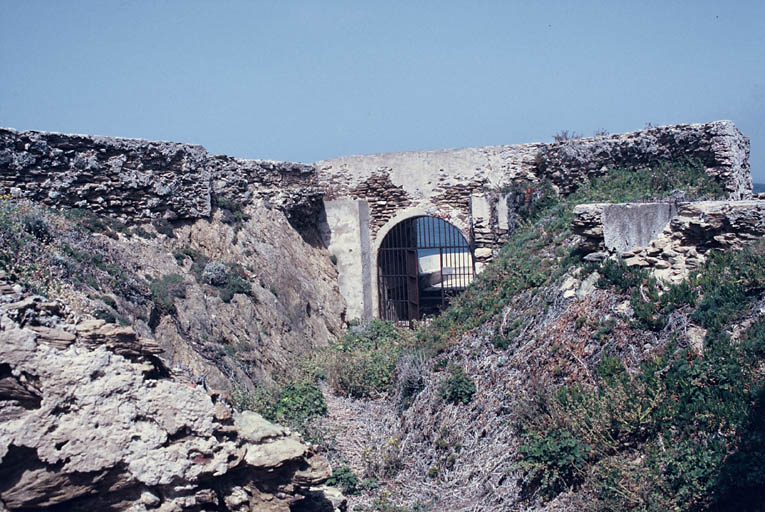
xmin=377 ymin=216 xmax=474 ymax=322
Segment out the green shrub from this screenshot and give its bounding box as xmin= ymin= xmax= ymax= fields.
xmin=220 ymin=272 xmax=252 ymax=303
xmin=260 ymin=380 xmax=327 ymax=431
xmin=328 ymin=320 xmax=412 ymax=398
xmin=515 ymin=430 xmax=590 ymax=498
xmin=22 ymin=214 xmax=51 ymax=242
xmin=597 ymin=259 xmax=647 ymax=293
xmin=326 ymin=464 xmax=362 ymax=495
xmin=175 ymin=249 xmax=253 ymax=303
xmin=149 ymin=273 xmax=186 ymax=315
xmin=213 ymin=196 xmax=251 ymax=224
xmin=440 ymin=365 xmax=476 ymax=405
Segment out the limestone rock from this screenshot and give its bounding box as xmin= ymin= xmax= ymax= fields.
xmin=0 ymin=279 xmax=338 ymax=511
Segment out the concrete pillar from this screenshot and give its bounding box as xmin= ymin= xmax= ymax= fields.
xmin=318 ymin=200 xmax=373 ymax=323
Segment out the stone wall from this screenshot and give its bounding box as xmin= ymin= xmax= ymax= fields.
xmin=316 ymin=120 xmax=751 ymax=319
xmin=316 ymin=120 xmax=752 ymax=249
xmin=573 ymin=199 xmax=765 ymax=283
xmin=0 ymin=128 xmax=321 ymax=224
xmin=539 ymin=121 xmax=751 ymax=199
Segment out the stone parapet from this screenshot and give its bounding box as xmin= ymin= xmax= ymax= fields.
xmin=0 ymin=128 xmax=320 ymax=223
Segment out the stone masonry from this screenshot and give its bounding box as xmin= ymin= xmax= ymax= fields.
xmin=316 ymin=120 xmax=751 ymax=320
xmin=0 ymin=128 xmax=321 ymax=226
xmin=0 ymin=121 xmax=753 ymax=321
xmin=573 ymin=200 xmax=765 ymax=283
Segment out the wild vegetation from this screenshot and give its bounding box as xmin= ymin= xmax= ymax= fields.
xmin=515 ymin=245 xmax=765 ymax=510
xmin=226 ymin=159 xmax=753 ymax=510
xmin=2 ymin=157 xmax=759 ymax=511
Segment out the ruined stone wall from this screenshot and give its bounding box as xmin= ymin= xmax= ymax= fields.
xmin=573 ymin=199 xmax=765 ymax=283
xmin=316 ymin=120 xmax=751 ymax=249
xmin=0 ymin=128 xmax=320 ymax=223
xmin=540 ymin=121 xmax=751 ymax=199
xmin=316 ymin=145 xmax=539 ymax=242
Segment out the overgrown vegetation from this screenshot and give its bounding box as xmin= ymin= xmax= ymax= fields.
xmin=440 ymin=365 xmax=476 ymax=405
xmin=418 ymin=159 xmax=725 ymax=358
xmin=514 ymin=243 xmax=765 ymax=510
xmin=174 ymin=248 xmax=253 ymax=303
xmin=327 ymin=320 xmax=415 ymax=398
xmin=0 ymin=199 xmax=52 ymax=292
xmin=63 ymin=207 xmax=129 ymax=239
xmin=148 ymin=273 xmax=186 ymax=316
xmin=231 ymin=379 xmax=328 ymax=433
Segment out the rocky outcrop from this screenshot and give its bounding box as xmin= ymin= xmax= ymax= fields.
xmin=0 ymin=270 xmax=341 ymax=511
xmin=573 ymin=199 xmax=765 ymax=282
xmin=0 ymin=128 xmax=322 ymax=226
xmin=146 ymin=204 xmax=346 ymax=390
xmin=0 ymin=197 xmax=345 ymax=393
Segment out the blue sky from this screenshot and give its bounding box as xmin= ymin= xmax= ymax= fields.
xmin=1 ymin=1 xmax=763 ymax=182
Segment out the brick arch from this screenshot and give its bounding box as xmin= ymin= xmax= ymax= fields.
xmin=372 ymin=206 xmax=472 ymax=255
xmin=372 ymin=207 xmax=474 ymax=321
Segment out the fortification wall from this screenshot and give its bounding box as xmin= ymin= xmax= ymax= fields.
xmin=573 ymin=199 xmax=765 ymax=283
xmin=0 ymin=128 xmax=320 ymax=223
xmin=316 ymin=120 xmax=751 ymax=245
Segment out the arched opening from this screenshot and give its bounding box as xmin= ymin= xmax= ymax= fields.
xmin=377 ymin=216 xmax=475 ymax=322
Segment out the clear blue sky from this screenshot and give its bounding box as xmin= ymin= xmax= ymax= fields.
xmin=1 ymin=1 xmax=763 ymax=182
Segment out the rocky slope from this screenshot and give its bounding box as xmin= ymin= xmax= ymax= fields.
xmin=313 ymin=168 xmax=765 ymax=512
xmin=0 ymin=198 xmax=345 ymax=393
xmin=0 ymin=270 xmax=344 ymax=511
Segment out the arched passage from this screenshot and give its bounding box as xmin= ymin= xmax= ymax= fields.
xmin=377 ymin=216 xmax=475 ymax=322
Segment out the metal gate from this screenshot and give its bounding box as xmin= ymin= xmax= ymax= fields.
xmin=377 ymin=216 xmax=475 ymax=322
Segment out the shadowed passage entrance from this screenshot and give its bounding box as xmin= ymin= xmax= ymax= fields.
xmin=377 ymin=216 xmax=475 ymax=322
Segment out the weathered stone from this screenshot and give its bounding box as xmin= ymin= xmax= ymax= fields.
xmin=475 ymin=248 xmax=493 ymax=259
xmin=0 ymin=128 xmax=321 ymax=225
xmin=577 ymin=272 xmax=600 ymax=298
xmin=573 ymin=198 xmax=765 ymax=284
xmin=0 ymin=285 xmax=337 ymax=511
xmin=602 ymin=202 xmax=675 ymax=255
xmin=583 ymin=251 xmax=607 ymax=262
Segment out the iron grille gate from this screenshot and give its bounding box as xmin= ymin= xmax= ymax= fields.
xmin=377 ymin=216 xmax=475 ymax=322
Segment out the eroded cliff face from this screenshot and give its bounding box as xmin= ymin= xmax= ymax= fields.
xmin=0 ymin=198 xmax=345 ymax=393
xmin=121 ymin=204 xmax=346 ymax=391
xmin=0 ymin=126 xmax=348 ymax=510
xmin=0 ymin=271 xmax=341 ymax=512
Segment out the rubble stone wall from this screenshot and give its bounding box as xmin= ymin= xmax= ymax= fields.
xmin=0 ymin=128 xmax=321 ymax=223
xmin=316 ymin=120 xmax=750 ymax=319
xmin=573 ymin=199 xmax=765 ymax=283
xmin=316 ymin=120 xmax=751 ymax=252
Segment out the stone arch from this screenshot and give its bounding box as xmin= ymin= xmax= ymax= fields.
xmin=373 ymin=206 xmax=471 ymax=254
xmin=373 ymin=210 xmax=474 ymax=322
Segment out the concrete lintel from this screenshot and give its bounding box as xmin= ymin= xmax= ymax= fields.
xmin=602 ymin=202 xmax=676 ymax=254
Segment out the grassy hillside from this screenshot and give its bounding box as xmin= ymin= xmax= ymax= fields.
xmin=232 ymin=160 xmax=765 ymax=511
